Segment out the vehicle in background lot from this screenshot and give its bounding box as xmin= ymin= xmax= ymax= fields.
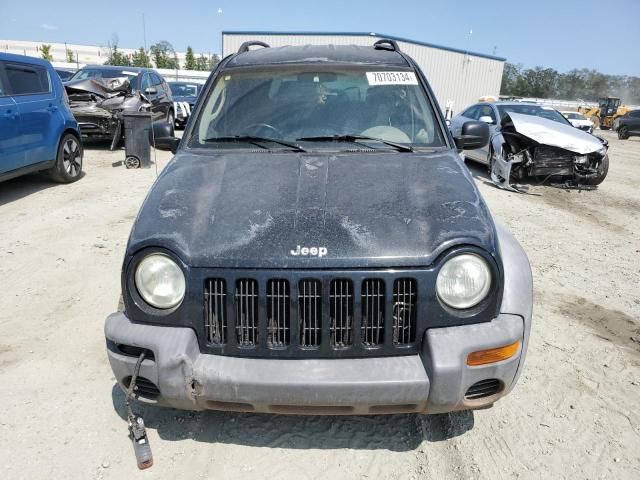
xmin=168 ymin=81 xmax=203 ymax=127
xmin=0 ymin=53 xmax=83 ymax=184
xmin=578 ymin=97 xmax=631 ymax=130
xmin=560 ymin=111 xmax=593 ymax=133
xmin=54 ymin=68 xmax=76 ymax=81
xmin=64 ymin=65 xmax=174 ymax=147
xmin=451 ymin=101 xmax=609 ymax=189
xmin=614 ymin=109 xmax=640 ymax=140
xmin=105 ymin=40 xmax=532 ymax=423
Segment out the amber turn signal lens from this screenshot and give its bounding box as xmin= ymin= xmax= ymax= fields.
xmin=467 ymin=340 xmax=521 ymax=366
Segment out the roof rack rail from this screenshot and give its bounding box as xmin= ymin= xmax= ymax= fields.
xmin=237 ymin=41 xmax=270 ymax=54
xmin=373 ymin=39 xmax=400 ymax=52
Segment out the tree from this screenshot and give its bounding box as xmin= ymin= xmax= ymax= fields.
xmin=195 ymin=54 xmax=209 ymax=71
xmin=500 ymin=62 xmax=522 ymax=95
xmin=104 ymin=36 xmax=131 ymax=66
xmin=519 ymin=66 xmax=559 ymax=98
xmin=499 ymin=62 xmax=640 ymax=103
xmin=131 ymin=47 xmax=151 ymax=67
xmin=208 ymin=54 xmax=221 ymax=70
xmin=184 ymin=46 xmax=197 ymax=70
xmin=66 ymin=48 xmax=75 ymax=63
xmin=150 ymin=41 xmax=179 ymax=69
xmin=41 ymin=44 xmax=53 ymax=61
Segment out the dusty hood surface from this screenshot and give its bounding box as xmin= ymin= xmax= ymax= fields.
xmin=506 ymin=112 xmax=603 ymax=155
xmin=128 ymin=150 xmax=497 ymax=269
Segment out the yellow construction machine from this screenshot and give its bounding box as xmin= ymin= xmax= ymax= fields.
xmin=579 ymin=97 xmax=631 ymax=130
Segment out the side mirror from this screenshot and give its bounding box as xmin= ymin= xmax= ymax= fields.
xmin=454 ymin=121 xmax=490 ymax=150
xmin=144 ymin=87 xmax=157 ymax=95
xmin=478 ymin=115 xmax=495 ymax=124
xmin=154 ymin=136 xmax=180 ymax=154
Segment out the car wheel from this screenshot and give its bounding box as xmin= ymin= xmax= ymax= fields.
xmin=49 ymin=133 xmax=83 ymax=183
xmin=618 ymin=126 xmax=629 ymax=140
xmin=599 ymin=125 xmax=611 ymax=131
xmin=577 ymin=154 xmax=609 ymax=186
xmin=167 ymin=110 xmax=175 ymax=136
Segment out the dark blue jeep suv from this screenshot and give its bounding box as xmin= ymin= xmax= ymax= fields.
xmin=0 ymin=53 xmax=83 ymax=183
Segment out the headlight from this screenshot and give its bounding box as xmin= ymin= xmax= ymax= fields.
xmin=436 ymin=253 xmax=492 ymax=309
xmin=134 ymin=253 xmax=185 ymax=309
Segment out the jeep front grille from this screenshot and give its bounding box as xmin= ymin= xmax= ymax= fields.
xmin=299 ymin=279 xmax=322 ymax=347
xmin=202 ymin=272 xmax=424 ymax=358
xmin=329 ymin=279 xmax=353 ymax=347
xmin=393 ymin=279 xmax=417 ymax=344
xmin=235 ymin=279 xmax=258 ymax=346
xmin=362 ymin=279 xmax=385 ymax=346
xmin=266 ymin=279 xmax=290 ymax=347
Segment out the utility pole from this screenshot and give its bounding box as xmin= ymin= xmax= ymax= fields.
xmin=142 ymin=13 xmax=147 ymax=52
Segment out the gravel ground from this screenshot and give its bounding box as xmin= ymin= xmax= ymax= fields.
xmin=0 ymin=131 xmax=638 ymax=479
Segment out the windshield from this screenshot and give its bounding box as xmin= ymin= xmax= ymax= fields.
xmin=497 ymin=104 xmax=571 ymax=125
xmin=169 ymin=82 xmax=199 ymax=97
xmin=188 ymin=66 xmax=446 ymax=149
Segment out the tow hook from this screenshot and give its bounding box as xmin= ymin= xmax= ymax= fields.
xmin=125 ymin=352 xmax=154 ymax=469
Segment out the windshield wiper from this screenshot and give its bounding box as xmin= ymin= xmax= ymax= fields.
xmin=296 ymin=134 xmax=413 ymax=152
xmin=203 ymin=135 xmax=307 ymax=152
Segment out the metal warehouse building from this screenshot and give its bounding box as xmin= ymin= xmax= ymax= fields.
xmin=222 ymin=31 xmax=506 ymax=114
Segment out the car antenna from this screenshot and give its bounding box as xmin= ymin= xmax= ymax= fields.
xmin=124 ymin=352 xmax=154 ymax=469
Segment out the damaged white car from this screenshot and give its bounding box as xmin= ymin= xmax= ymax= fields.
xmin=451 ymin=101 xmax=609 ymax=190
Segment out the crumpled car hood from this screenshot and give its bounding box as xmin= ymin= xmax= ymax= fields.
xmin=127 ymin=150 xmax=498 ymax=269
xmin=64 ymin=77 xmax=131 ymax=98
xmin=506 ymin=112 xmax=603 ymax=155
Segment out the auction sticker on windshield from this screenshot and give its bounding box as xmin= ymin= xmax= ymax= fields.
xmin=366 ymin=71 xmax=419 ymax=85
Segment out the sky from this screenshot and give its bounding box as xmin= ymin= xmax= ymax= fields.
xmin=1 ymin=0 xmax=639 ymax=76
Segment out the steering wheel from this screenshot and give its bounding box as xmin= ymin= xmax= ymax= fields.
xmin=244 ymin=123 xmax=283 ymax=137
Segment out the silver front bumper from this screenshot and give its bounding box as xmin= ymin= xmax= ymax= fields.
xmin=105 ymin=311 xmax=524 ymax=415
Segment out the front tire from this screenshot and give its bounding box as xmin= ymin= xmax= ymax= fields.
xmin=577 ymin=154 xmax=609 ymax=186
xmin=618 ymin=126 xmax=629 ymax=140
xmin=49 ymin=133 xmax=83 ymax=183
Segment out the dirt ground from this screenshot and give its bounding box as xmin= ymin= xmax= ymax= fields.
xmin=0 ymin=131 xmax=638 ymax=480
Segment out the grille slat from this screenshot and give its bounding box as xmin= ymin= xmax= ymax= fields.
xmin=330 ymin=279 xmax=353 ymax=347
xmin=362 ymin=279 xmax=385 ymax=346
xmin=267 ymin=279 xmax=290 ymax=348
xmin=236 ymin=279 xmax=258 ymax=346
xmin=393 ymin=279 xmax=417 ymax=345
xmin=204 ymin=279 xmax=227 ymax=345
xmin=299 ymin=279 xmax=322 ymax=347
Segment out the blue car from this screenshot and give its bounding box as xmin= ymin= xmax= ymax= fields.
xmin=0 ymin=53 xmax=83 ymax=183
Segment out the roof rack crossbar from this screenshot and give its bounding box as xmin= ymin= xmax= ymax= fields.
xmin=237 ymin=41 xmax=270 ymax=54
xmin=373 ymin=39 xmax=400 ymax=52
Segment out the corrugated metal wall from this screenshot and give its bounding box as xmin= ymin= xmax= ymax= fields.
xmin=222 ymin=33 xmax=504 ymax=114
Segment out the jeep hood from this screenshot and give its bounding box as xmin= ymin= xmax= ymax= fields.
xmin=128 ymin=151 xmax=497 ymax=268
